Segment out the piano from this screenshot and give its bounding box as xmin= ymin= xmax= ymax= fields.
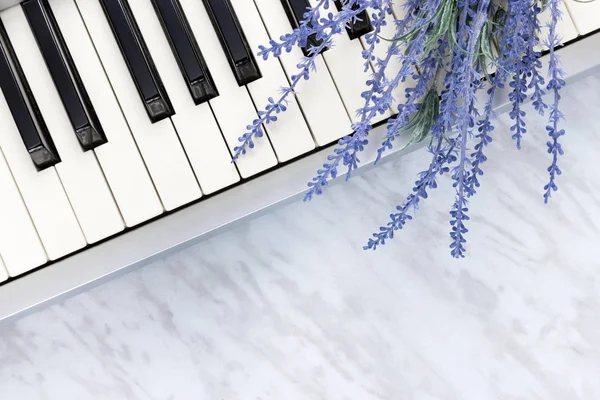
xmin=0 ymin=0 xmax=598 ymax=323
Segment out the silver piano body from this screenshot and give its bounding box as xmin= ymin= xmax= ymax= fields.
xmin=0 ymin=0 xmax=599 ymax=323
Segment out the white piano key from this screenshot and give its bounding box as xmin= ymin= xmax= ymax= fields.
xmin=565 ymin=0 xmax=600 ymax=35
xmin=253 ymin=0 xmax=350 ymax=146
xmin=0 ymin=145 xmax=47 ymax=276
xmin=537 ymin=3 xmax=578 ymax=51
xmin=230 ymin=0 xmax=315 ymax=162
xmin=1 ymin=6 xmax=124 ymax=244
xmin=74 ymin=0 xmax=201 ymax=210
xmin=179 ymin=0 xmax=278 ymax=178
xmin=0 ymin=72 xmax=85 ymax=261
xmin=308 ymin=0 xmax=387 ymax=124
xmin=0 ymin=257 xmax=7 ymax=282
xmin=48 ymin=0 xmax=163 ymax=227
xmin=125 ymin=0 xmax=240 ymax=195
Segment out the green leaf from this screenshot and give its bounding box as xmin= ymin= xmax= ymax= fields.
xmin=392 ymin=90 xmax=440 ymax=151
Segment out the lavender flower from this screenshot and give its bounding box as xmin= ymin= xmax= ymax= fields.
xmin=446 ymin=0 xmax=489 ymax=258
xmin=542 ymin=0 xmax=567 ymax=203
xmin=524 ymin=4 xmax=547 ymax=116
xmin=467 ymin=85 xmax=495 ymax=197
xmin=305 ymin=0 xmax=423 ymax=200
xmin=233 ymin=0 xmax=384 ymax=160
xmin=365 ymin=134 xmax=455 ymax=251
xmin=238 ymin=0 xmax=574 ymax=257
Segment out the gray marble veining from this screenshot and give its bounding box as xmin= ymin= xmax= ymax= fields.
xmin=1 ymin=73 xmax=600 ymax=400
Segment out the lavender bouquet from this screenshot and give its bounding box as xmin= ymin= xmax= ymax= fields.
xmin=235 ymin=0 xmax=573 ymax=258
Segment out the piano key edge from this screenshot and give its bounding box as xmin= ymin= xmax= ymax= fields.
xmin=1 ymin=30 xmax=599 ymax=326
xmin=0 ymin=0 xmax=22 ymax=9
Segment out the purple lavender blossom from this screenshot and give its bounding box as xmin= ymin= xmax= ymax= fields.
xmin=240 ymin=0 xmax=571 ymax=257
xmin=233 ymin=0 xmax=381 ymax=161
xmin=542 ymin=0 xmax=567 ymax=203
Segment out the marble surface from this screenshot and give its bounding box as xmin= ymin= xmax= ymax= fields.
xmin=1 ymin=73 xmax=600 ymax=400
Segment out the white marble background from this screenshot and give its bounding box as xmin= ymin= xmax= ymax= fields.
xmin=1 ymin=73 xmax=600 ymax=400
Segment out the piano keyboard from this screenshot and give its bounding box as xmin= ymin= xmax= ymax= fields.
xmin=0 ymin=0 xmax=599 ymax=323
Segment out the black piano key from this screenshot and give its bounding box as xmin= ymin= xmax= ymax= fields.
xmin=0 ymin=21 xmax=60 ymax=170
xmin=202 ymin=0 xmax=261 ymax=86
xmin=22 ymin=0 xmax=107 ymax=151
xmin=151 ymin=0 xmax=218 ymax=104
xmin=280 ymin=0 xmax=327 ymax=56
xmin=99 ymin=0 xmax=174 ymax=123
xmin=334 ymin=1 xmax=372 ymax=40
